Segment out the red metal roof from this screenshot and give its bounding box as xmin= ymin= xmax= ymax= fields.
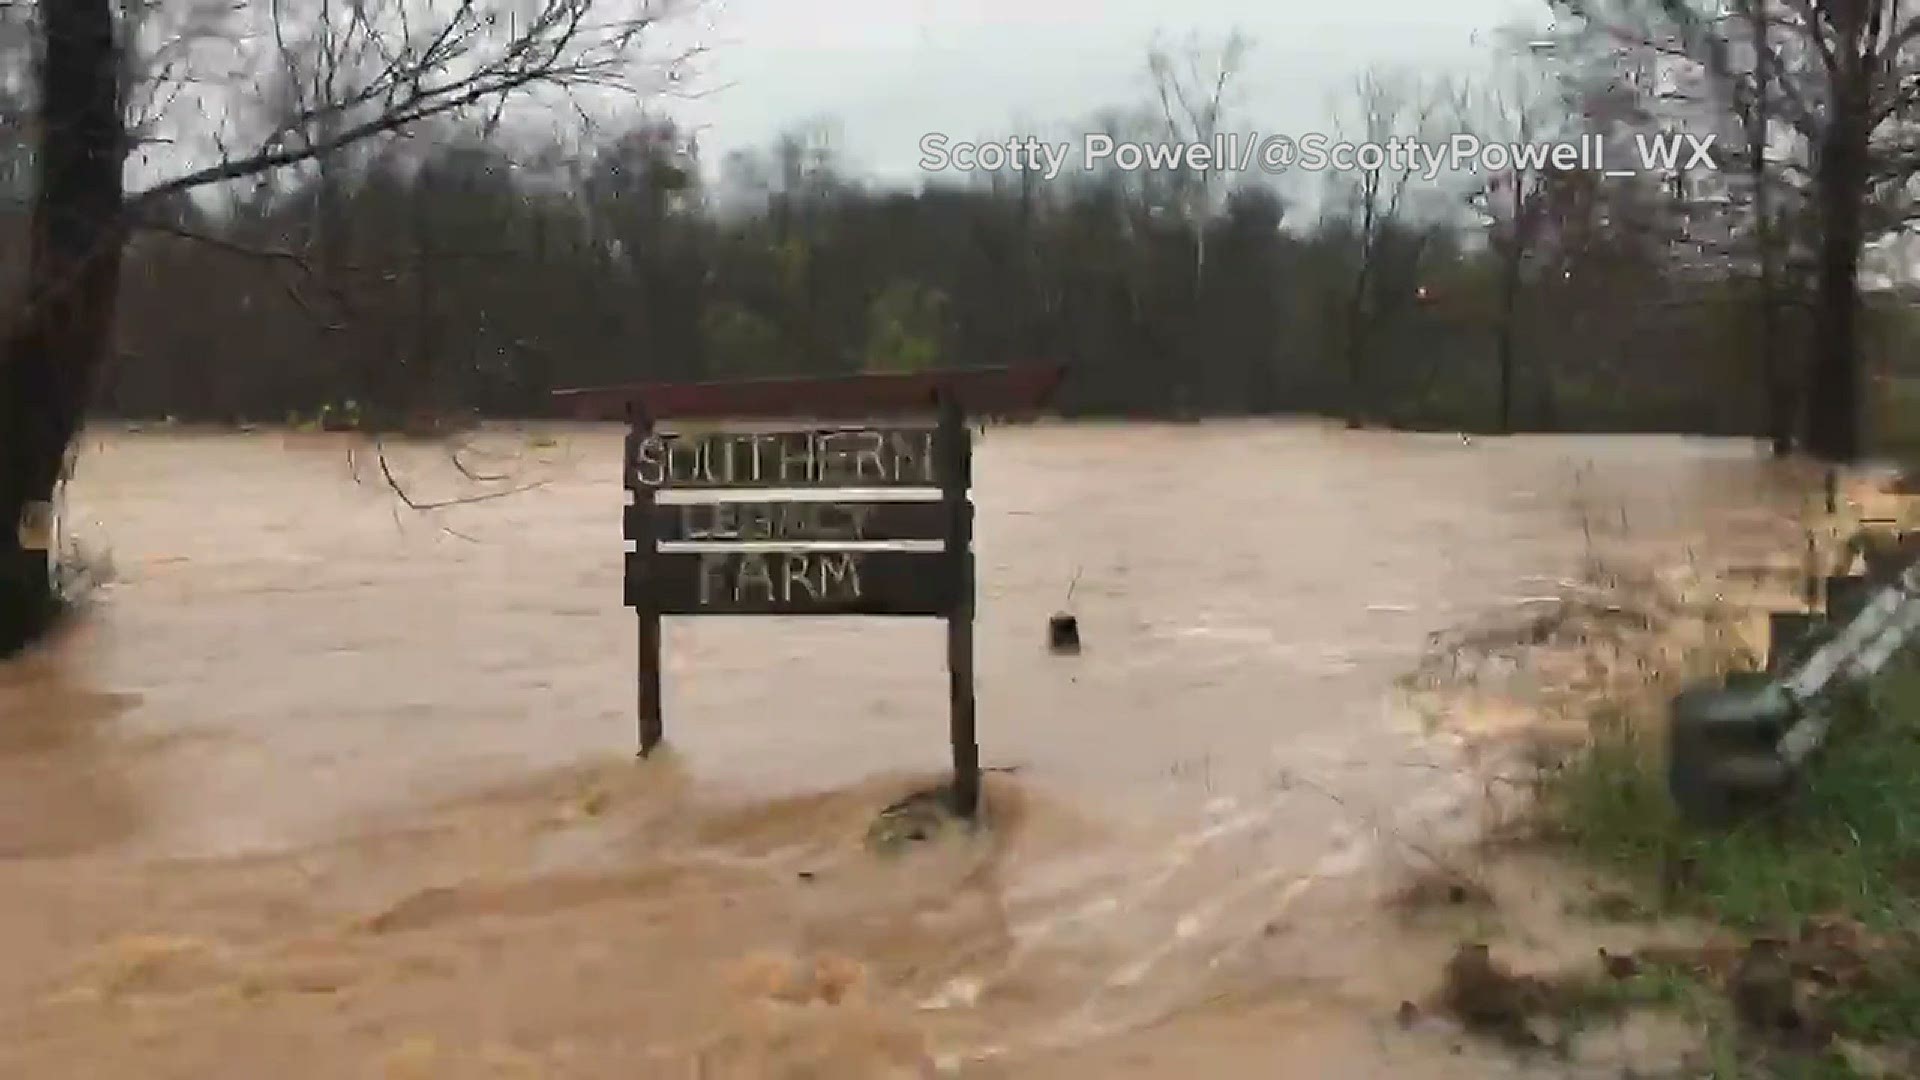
xmin=551 ymin=363 xmax=1065 ymax=421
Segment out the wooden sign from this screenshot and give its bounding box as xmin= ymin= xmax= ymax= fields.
xmin=630 ymin=427 xmax=942 ymax=489
xmin=623 ymin=419 xmax=963 ymax=621
xmin=630 ymin=500 xmax=955 ymax=544
xmin=625 ymin=549 xmax=954 ymax=615
xmin=555 ymin=363 xmax=1064 ymax=819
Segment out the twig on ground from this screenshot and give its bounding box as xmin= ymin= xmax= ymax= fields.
xmin=375 ymin=438 xmax=548 ymax=510
xmin=1269 ymin=766 xmax=1465 ymax=877
xmin=449 ymin=443 xmax=510 ymax=480
xmin=450 ymin=440 xmax=512 ymax=483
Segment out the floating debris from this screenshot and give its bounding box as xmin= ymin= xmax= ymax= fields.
xmin=1047 ymin=612 xmax=1080 ymax=654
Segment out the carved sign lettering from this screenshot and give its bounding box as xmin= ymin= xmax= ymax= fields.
xmin=628 ymin=427 xmax=940 ymax=490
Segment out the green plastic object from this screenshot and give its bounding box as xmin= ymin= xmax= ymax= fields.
xmin=1765 ymin=612 xmax=1827 ymax=675
xmin=1668 ymin=679 xmax=1797 ymax=825
xmin=1826 ymin=574 xmax=1873 ymax=626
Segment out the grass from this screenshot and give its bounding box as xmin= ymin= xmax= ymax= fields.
xmin=1536 ymin=665 xmax=1920 ymax=1075
xmin=1543 ymin=680 xmax=1920 ymax=938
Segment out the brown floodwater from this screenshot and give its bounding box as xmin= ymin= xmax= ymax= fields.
xmin=0 ymin=421 xmax=1828 ymax=1077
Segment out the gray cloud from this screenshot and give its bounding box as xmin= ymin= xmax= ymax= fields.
xmin=671 ymin=0 xmax=1543 ymax=182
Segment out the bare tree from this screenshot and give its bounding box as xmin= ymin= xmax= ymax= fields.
xmin=1788 ymin=0 xmax=1920 ymax=461
xmin=1726 ymin=0 xmax=1798 ymax=453
xmin=0 ymin=0 xmax=124 ymax=653
xmin=1459 ymin=48 xmax=1565 ymax=433
xmin=1326 ymin=66 xmax=1445 ymax=426
xmin=1143 ymin=31 xmax=1251 ymax=413
xmin=1146 ymin=28 xmax=1251 ymax=290
xmin=0 ymin=0 xmax=695 ymax=652
xmin=1550 ymin=0 xmax=1920 ymax=461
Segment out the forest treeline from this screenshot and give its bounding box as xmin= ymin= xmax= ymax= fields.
xmin=1 ymin=111 xmax=1899 ymax=435
xmin=11 ymin=32 xmax=1920 ymax=435
xmin=14 ymin=112 xmax=1911 ymax=435
xmin=9 ymin=5 xmax=1920 ymax=444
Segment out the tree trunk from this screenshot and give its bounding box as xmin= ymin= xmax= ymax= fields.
xmin=1805 ymin=113 xmax=1867 ymax=463
xmin=0 ymin=0 xmax=125 ymax=656
xmin=1755 ymin=195 xmax=1791 ymax=454
xmin=1494 ymin=245 xmax=1521 ymax=435
xmin=1745 ymin=0 xmax=1792 ymax=457
xmin=409 ymin=180 xmax=437 ymax=424
xmin=1345 ymin=182 xmax=1380 ymax=428
xmin=1344 ymin=252 xmax=1375 ymax=427
xmin=1759 ymin=269 xmax=1792 ymax=455
xmin=1342 ymin=282 xmax=1369 ymax=428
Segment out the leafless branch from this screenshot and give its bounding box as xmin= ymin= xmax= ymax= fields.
xmin=128 ymin=215 xmax=354 ymax=329
xmin=449 ymin=442 xmax=510 ymax=481
xmin=129 ymin=0 xmax=697 ymax=206
xmin=373 ymin=438 xmax=547 ymax=510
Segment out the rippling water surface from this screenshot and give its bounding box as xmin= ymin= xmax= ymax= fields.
xmin=0 ymin=421 xmax=1817 ymax=1077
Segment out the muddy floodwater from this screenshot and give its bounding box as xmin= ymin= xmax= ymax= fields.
xmin=0 ymin=421 xmax=1823 ymax=1077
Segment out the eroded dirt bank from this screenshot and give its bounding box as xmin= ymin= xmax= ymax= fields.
xmin=0 ymin=422 xmax=1823 ymax=1077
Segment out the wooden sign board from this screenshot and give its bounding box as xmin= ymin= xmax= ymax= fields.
xmin=556 ymin=363 xmax=1064 ymax=819
xmin=625 ymin=548 xmax=954 ymax=616
xmin=629 ymin=427 xmax=942 ymax=490
xmin=630 ymin=500 xmax=955 ymax=544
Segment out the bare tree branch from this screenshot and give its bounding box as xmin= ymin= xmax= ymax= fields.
xmin=128 ymin=0 xmax=696 ymax=206
xmin=373 ymin=437 xmax=548 ymax=510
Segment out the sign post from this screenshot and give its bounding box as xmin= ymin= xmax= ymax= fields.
xmin=938 ymin=392 xmax=979 ymax=815
xmin=556 ymin=365 xmax=1062 ymax=817
xmin=625 ymin=403 xmax=664 ymax=755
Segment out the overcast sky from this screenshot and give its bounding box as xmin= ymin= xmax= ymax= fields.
xmin=664 ymin=0 xmax=1547 ymax=184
